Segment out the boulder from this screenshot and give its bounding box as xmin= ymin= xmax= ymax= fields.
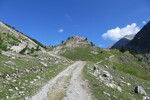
xmin=103 ymin=91 xmax=110 ymax=96
xmin=102 ymin=70 xmax=113 ymax=80
xmin=142 ymin=96 xmax=150 ymax=100
xmin=93 ymin=66 xmax=97 ymax=71
xmin=134 ymin=86 xmax=147 ymax=95
xmin=40 ymin=62 xmax=48 ymax=67
xmin=5 ymin=61 xmax=16 ymax=66
xmin=118 ymin=83 xmax=124 ymax=87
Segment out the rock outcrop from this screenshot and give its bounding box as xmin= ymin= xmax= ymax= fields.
xmin=62 ymin=36 xmax=91 ymax=47
xmin=52 ymin=36 xmax=92 ymax=54
xmin=134 ymin=86 xmax=147 ymax=95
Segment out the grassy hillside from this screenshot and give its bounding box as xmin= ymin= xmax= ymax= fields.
xmin=61 ymin=46 xmax=110 ymax=62
xmin=83 ymin=50 xmax=150 ymax=100
xmin=0 ymin=53 xmax=72 ymax=100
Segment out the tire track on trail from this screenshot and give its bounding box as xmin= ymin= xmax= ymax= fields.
xmin=30 ymin=61 xmax=92 ymax=100
xmin=63 ymin=61 xmax=92 ymax=100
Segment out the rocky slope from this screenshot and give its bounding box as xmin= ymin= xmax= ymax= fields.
xmin=0 ymin=22 xmax=45 ymax=54
xmin=111 ymin=35 xmax=134 ymax=49
xmin=0 ymin=22 xmax=73 ymax=100
xmin=127 ymin=21 xmax=150 ymax=53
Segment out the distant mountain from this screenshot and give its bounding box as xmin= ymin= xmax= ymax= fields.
xmin=111 ymin=35 xmax=134 ymax=49
xmin=0 ymin=22 xmax=45 ymax=54
xmin=127 ymin=21 xmax=150 ymax=53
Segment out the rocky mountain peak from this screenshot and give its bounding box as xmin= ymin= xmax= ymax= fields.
xmin=63 ymin=36 xmax=88 ymax=43
xmin=62 ymin=36 xmax=91 ymax=47
xmin=51 ymin=36 xmax=93 ymax=54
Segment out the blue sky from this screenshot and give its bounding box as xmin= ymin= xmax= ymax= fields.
xmin=0 ymin=0 xmax=150 ymax=47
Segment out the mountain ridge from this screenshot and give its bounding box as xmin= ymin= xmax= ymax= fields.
xmin=126 ymin=21 xmax=150 ymax=53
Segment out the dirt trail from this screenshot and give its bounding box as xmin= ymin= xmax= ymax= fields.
xmin=96 ymin=54 xmax=115 ymax=64
xmin=63 ymin=61 xmax=92 ymax=100
xmin=30 ymin=61 xmax=92 ymax=100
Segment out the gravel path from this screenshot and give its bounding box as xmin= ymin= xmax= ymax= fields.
xmin=30 ymin=61 xmax=78 ymax=100
xmin=30 ymin=61 xmax=92 ymax=100
xmin=63 ymin=61 xmax=92 ymax=100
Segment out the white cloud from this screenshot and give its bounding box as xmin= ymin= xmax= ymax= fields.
xmin=58 ymin=29 xmax=64 ymax=33
xmin=102 ymin=23 xmax=140 ymax=41
xmin=142 ymin=21 xmax=146 ymax=24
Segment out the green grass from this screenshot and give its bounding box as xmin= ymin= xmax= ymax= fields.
xmin=0 ymin=32 xmax=22 ymax=51
xmin=0 ymin=54 xmax=71 ymax=100
xmin=61 ymin=46 xmax=110 ymax=62
xmin=98 ymin=50 xmax=150 ymax=81
xmin=0 ymin=33 xmax=7 ymax=50
xmin=83 ymin=62 xmax=150 ymax=100
xmin=108 ymin=49 xmax=123 ymax=56
xmin=112 ymin=58 xmax=150 ymax=81
xmin=83 ymin=64 xmax=131 ymax=100
xmin=81 ymin=49 xmax=150 ymax=100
